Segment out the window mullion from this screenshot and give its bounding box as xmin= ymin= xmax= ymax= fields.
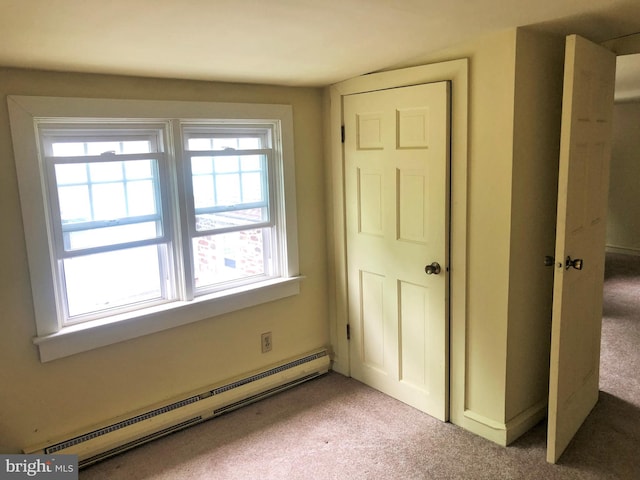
xmin=122 ymin=162 xmax=130 ymax=217
xmin=212 ymin=159 xmax=219 ymax=210
xmin=194 ymin=201 xmax=268 ymax=215
xmin=190 ymin=221 xmax=273 ymax=238
xmin=86 ymin=163 xmax=95 ymax=234
xmin=60 ymin=213 xmax=164 ymax=232
xmin=153 ymin=121 xmax=179 ymax=303
xmin=172 ymin=120 xmax=195 ymax=301
xmin=186 ymin=148 xmax=271 ymax=157
xmin=45 ymin=152 xmax=164 ymax=163
xmin=43 ymin=156 xmax=69 ymax=259
xmin=266 ymin=150 xmax=281 ymax=275
xmin=57 ymin=237 xmax=166 ymax=259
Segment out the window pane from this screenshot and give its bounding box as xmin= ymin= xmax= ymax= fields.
xmin=212 ymin=138 xmax=239 ymax=150
xmin=56 ymin=160 xmax=160 ymax=222
xmin=242 ymin=172 xmax=264 ymax=203
xmin=191 ymin=157 xmax=213 ymax=175
xmin=90 ymin=162 xmax=123 ymax=182
xmin=55 ymin=159 xmax=162 ymax=250
xmin=121 ymin=141 xmax=152 ymax=154
xmin=214 ymin=156 xmax=239 ymax=173
xmin=63 ymin=245 xmax=164 ymax=318
xmin=125 ymin=160 xmax=153 ymax=179
xmin=195 ymin=207 xmax=268 ymax=232
xmin=58 ymin=185 xmax=92 ymax=224
xmin=51 ymin=139 xmax=152 ymax=157
xmin=241 ymin=155 xmax=262 ymax=171
xmin=238 ymin=137 xmax=261 ymax=149
xmin=186 ymin=136 xmax=263 ymax=151
xmin=187 ymin=138 xmax=213 ymax=151
xmin=93 ymin=183 xmax=127 ymax=220
xmin=215 ymin=174 xmax=240 ymax=205
xmin=127 ymin=180 xmax=156 ymax=216
xmin=86 ymin=141 xmax=122 ymax=156
xmin=52 ymin=142 xmax=86 ymax=157
xmin=55 ymin=163 xmax=87 ymax=184
xmin=191 ymin=152 xmax=268 ymax=232
xmin=193 ymin=228 xmax=268 ymax=289
xmin=192 ymin=175 xmax=214 ymax=209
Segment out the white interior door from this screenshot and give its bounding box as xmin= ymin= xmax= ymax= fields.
xmin=547 ymin=34 xmax=616 ymax=463
xmin=344 ymin=82 xmax=450 ymax=421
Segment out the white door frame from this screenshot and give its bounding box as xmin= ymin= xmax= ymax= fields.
xmin=325 ymin=59 xmax=468 ymax=424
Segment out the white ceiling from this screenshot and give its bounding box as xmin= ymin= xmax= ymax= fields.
xmin=1 ymin=0 xmax=640 ymax=87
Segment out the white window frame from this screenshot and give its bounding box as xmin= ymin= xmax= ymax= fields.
xmin=8 ymin=96 xmax=301 ymax=362
xmin=39 ymin=123 xmax=176 ymax=324
xmin=180 ymin=123 xmax=281 ymax=297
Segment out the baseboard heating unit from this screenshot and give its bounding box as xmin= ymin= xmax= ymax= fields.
xmin=24 ymin=349 xmax=330 ymax=468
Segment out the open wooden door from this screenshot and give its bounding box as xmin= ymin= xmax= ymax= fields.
xmin=547 ymin=35 xmax=616 ymax=463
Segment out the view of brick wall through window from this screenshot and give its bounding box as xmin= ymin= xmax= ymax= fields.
xmin=194 ymin=208 xmax=266 ymax=288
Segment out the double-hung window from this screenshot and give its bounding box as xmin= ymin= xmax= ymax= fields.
xmin=41 ymin=125 xmax=172 ymax=322
xmin=8 ymin=96 xmax=300 ymax=362
xmin=182 ymin=126 xmax=277 ymax=294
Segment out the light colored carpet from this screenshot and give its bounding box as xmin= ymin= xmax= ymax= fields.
xmin=80 ymin=253 xmax=640 ymax=479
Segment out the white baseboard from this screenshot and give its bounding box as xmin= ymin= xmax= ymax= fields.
xmin=504 ymin=399 xmax=547 ymax=445
xmin=606 ymin=245 xmax=640 ymax=256
xmin=458 ymin=398 xmax=547 ymax=446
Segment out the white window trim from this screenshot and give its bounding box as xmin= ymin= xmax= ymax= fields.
xmin=8 ymin=95 xmax=301 ymax=362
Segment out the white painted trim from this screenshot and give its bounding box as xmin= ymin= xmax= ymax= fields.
xmin=8 ymin=95 xmax=301 ymax=362
xmin=505 ymin=398 xmax=548 ymax=445
xmin=325 ymin=59 xmax=468 ymax=422
xmin=462 ymin=398 xmax=547 ymax=446
xmin=606 ymin=245 xmax=640 ymax=256
xmin=462 ymin=409 xmax=508 ymax=445
xmin=35 ymin=277 xmax=303 ymax=362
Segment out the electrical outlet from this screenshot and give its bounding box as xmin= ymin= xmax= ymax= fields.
xmin=261 ymin=332 xmax=272 ymax=353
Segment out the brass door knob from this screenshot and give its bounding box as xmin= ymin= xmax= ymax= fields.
xmin=425 ymin=262 xmax=441 ymax=275
xmin=565 ymin=256 xmax=583 ymax=270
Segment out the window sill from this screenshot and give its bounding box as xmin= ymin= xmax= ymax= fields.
xmin=33 ymin=276 xmax=304 ymax=362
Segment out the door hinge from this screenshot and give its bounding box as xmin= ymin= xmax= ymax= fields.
xmin=341 ymin=125 xmax=345 ymax=143
xmin=346 ymin=323 xmax=351 ymax=340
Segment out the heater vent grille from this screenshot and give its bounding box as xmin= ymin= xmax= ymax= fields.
xmin=45 ymin=396 xmax=201 ymax=454
xmin=79 ymin=417 xmax=203 ymax=468
xmin=209 ymin=351 xmax=327 ymax=396
xmin=37 ymin=349 xmax=329 ymax=459
xmin=213 ymin=373 xmax=321 ymax=416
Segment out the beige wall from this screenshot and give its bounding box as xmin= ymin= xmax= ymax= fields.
xmin=0 ymin=68 xmax=328 ymax=453
xmin=607 ymin=101 xmax=640 ymax=253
